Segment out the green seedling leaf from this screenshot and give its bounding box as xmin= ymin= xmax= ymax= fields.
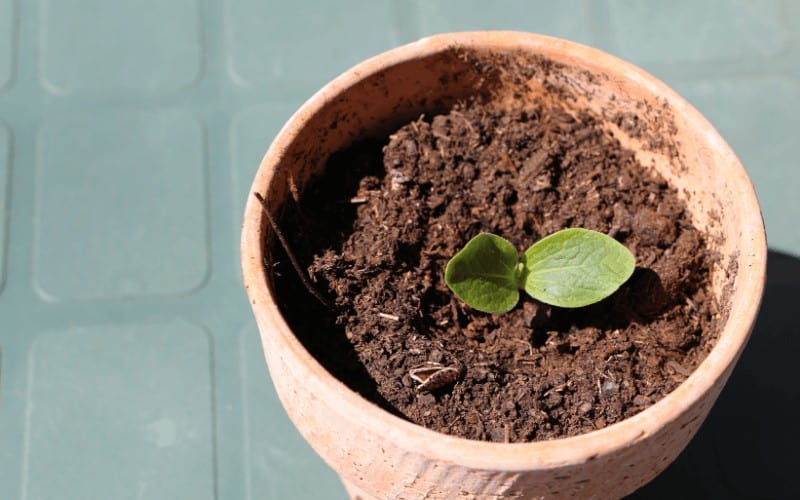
xmin=522 ymin=228 xmax=635 ymax=308
xmin=444 ymin=228 xmax=636 ymax=313
xmin=444 ymin=233 xmax=521 ymax=313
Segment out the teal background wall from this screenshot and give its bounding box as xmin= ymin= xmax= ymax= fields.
xmin=0 ymin=1 xmax=797 ymax=498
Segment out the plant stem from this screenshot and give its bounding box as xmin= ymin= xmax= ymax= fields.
xmin=514 ymin=261 xmax=527 ymax=289
xmin=253 ymin=192 xmax=333 ymax=310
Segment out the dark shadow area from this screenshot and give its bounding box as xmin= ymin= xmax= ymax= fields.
xmin=629 ymin=250 xmax=800 ymax=499
xmin=549 ymin=267 xmax=673 ymax=332
xmin=269 ymin=140 xmax=412 ymax=421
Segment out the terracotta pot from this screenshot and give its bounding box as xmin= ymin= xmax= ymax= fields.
xmin=241 ymin=32 xmax=766 ymax=499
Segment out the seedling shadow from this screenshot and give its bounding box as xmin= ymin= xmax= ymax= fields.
xmin=541 ymin=267 xmax=672 ymax=334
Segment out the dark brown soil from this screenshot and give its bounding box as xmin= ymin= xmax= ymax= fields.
xmin=270 ymin=98 xmax=723 ymax=443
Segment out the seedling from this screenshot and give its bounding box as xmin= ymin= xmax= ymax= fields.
xmin=445 ymin=228 xmax=635 ymax=313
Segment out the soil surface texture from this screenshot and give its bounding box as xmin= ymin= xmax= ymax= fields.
xmin=271 ymin=97 xmax=722 ymax=443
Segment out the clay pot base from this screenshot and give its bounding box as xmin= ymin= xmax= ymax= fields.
xmin=273 ymin=97 xmax=724 ymax=443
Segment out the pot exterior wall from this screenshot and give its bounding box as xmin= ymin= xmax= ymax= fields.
xmin=257 ymin=317 xmax=738 ymax=499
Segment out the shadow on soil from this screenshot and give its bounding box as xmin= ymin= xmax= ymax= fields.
xmin=629 ymin=249 xmax=800 ymax=499
xmin=269 ymin=141 xmax=412 ymax=421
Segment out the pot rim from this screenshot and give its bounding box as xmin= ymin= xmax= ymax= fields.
xmin=241 ymin=31 xmax=767 ymax=471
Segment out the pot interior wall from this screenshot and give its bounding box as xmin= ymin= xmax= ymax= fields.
xmin=266 ymin=44 xmax=737 ymax=309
